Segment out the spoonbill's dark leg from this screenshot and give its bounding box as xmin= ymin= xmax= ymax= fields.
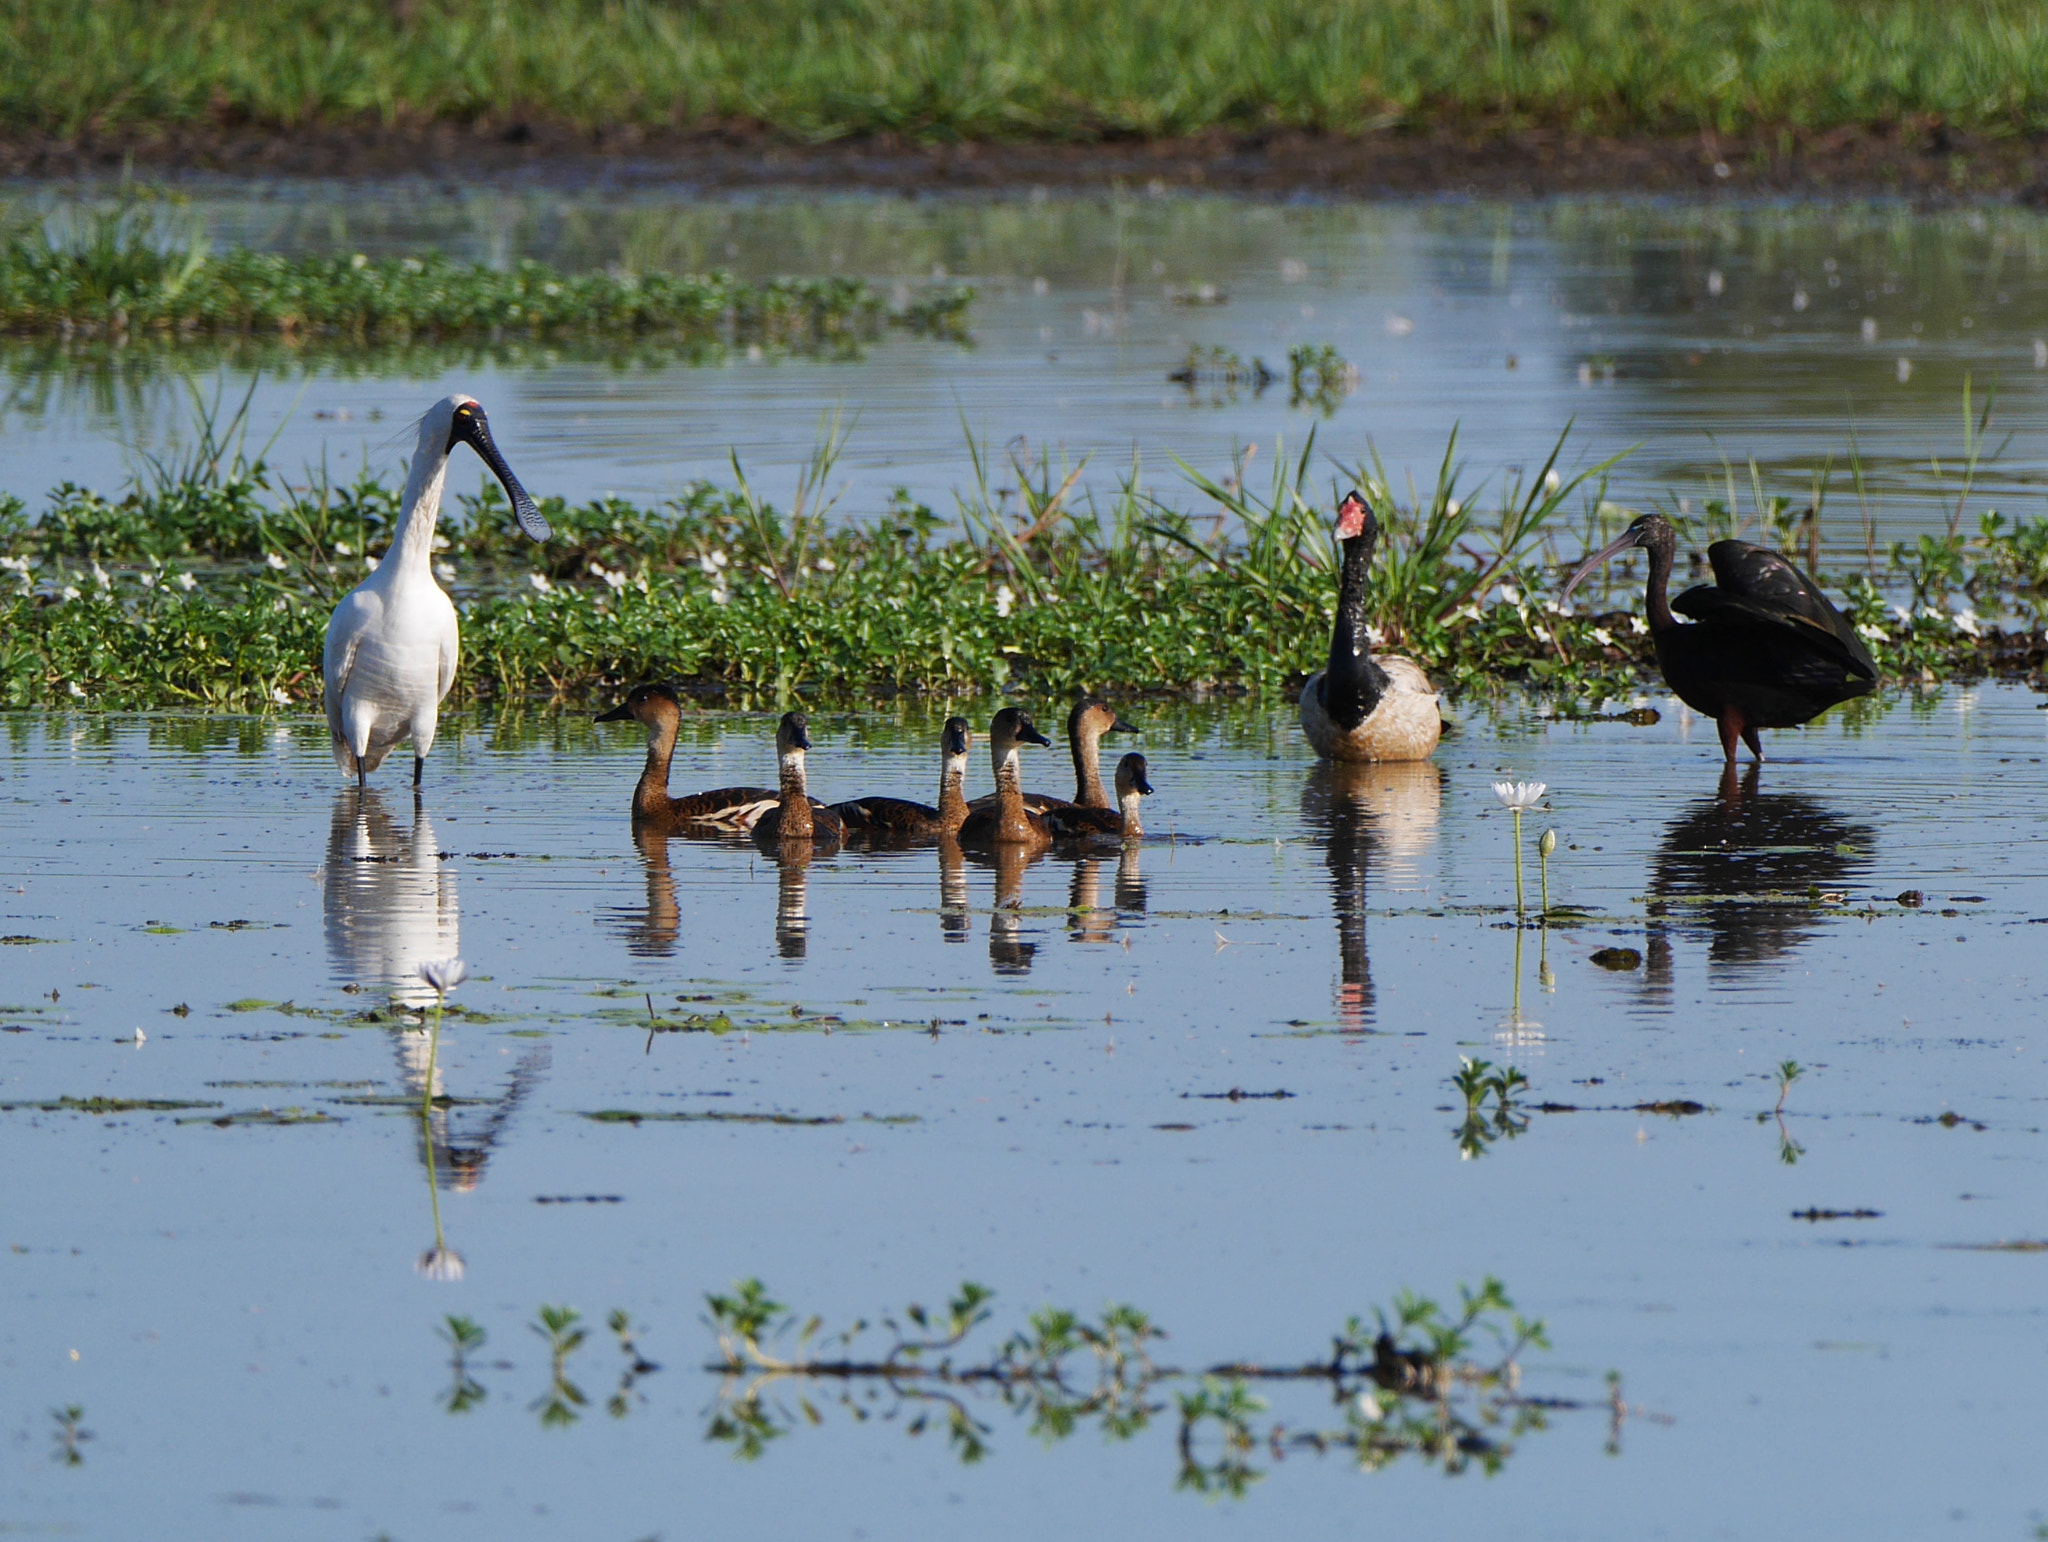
xmin=413 ymin=755 xmax=425 ymax=788
xmin=355 ymin=754 xmax=366 ymax=790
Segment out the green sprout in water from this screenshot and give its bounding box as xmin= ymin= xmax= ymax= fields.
xmin=438 ymin=1316 xmax=488 ymax=1414
xmin=606 ymin=1310 xmax=662 ymax=1419
xmin=50 ymin=1405 xmax=89 ymax=1467
xmin=1452 ymin=1056 xmax=1532 ymax=1159
xmin=693 ymin=1274 xmax=1590 ymax=1485
xmin=530 ymin=1304 xmax=589 ymax=1427
xmin=1771 ymin=1059 xmax=1806 ymax=1165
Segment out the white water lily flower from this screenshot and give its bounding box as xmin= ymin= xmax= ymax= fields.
xmin=416 ymin=1247 xmax=466 ymax=1282
xmin=527 ymin=572 xmax=553 ymax=594
xmin=418 ymin=958 xmax=469 ymax=995
xmin=1543 ymin=469 xmax=1562 ymax=493
xmin=1492 ymin=780 xmax=1547 ymax=812
xmin=265 ymin=553 xmax=288 ymax=571
xmin=995 ymin=584 xmax=1016 ymax=619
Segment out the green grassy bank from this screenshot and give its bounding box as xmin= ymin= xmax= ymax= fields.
xmin=0 ymin=424 xmax=2029 ymax=713
xmin=7 ymin=0 xmax=2048 ymax=145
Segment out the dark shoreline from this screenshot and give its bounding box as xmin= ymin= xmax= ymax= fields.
xmin=8 ymin=119 xmax=2048 ymax=202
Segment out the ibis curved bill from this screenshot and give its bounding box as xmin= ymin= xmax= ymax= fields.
xmin=322 ymin=395 xmax=549 ymax=786
xmin=1563 ymin=511 xmax=1877 ymax=764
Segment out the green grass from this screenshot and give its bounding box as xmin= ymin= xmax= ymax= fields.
xmin=0 ymin=199 xmax=971 ymax=353
xmin=6 ymin=0 xmax=2048 ymax=143
xmin=0 ymin=410 xmax=2026 ymax=713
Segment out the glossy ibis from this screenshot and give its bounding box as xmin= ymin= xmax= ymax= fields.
xmin=1564 ymin=512 xmax=1877 ymax=763
xmin=1299 ymin=491 xmax=1441 ymax=762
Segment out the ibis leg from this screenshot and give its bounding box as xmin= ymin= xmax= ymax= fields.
xmin=413 ymin=755 xmax=424 ymax=788
xmin=355 ymin=754 xmax=366 ymax=790
xmin=1741 ymin=724 xmax=1764 ymax=761
xmin=1715 ymin=709 xmax=1744 ymax=764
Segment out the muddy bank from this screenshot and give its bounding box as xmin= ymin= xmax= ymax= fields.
xmin=8 ymin=119 xmax=2048 ymax=201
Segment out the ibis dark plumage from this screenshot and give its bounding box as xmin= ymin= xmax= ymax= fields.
xmin=1564 ymin=512 xmax=1878 ymax=763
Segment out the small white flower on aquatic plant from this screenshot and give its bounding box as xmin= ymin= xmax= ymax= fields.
xmin=67 ymin=681 xmax=86 ymax=699
xmin=271 ymin=687 xmax=291 ymax=706
xmin=814 ymin=556 xmax=836 ymax=572
xmin=60 ymin=585 xmax=80 ymax=602
xmin=1952 ymin=608 xmax=1981 ymax=638
xmin=1591 ymin=627 xmax=1615 ymax=647
xmin=334 ymin=540 xmax=353 ymax=556
xmin=434 ymin=562 xmax=456 ymax=583
xmin=1496 ymin=584 xmax=1520 ymax=606
xmin=177 ymin=572 xmax=197 ymax=591
xmin=527 ymin=572 xmax=553 ymax=594
xmin=1857 ymin=623 xmax=1886 ymax=641
xmin=265 ymin=553 xmax=288 ymax=571
xmin=92 ymin=563 xmax=111 ymax=589
xmin=416 ymin=1247 xmax=466 ymax=1282
xmin=138 ymin=571 xmax=157 ymax=589
xmin=1492 ymin=781 xmax=1547 ymax=812
xmin=418 ymin=958 xmax=469 ymax=995
xmin=1355 ymin=1392 xmax=1383 ymax=1420
xmin=995 ymin=584 xmax=1016 ymax=618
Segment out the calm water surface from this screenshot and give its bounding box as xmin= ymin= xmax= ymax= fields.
xmin=2 ymin=688 xmax=2045 ymax=1537
xmin=9 ymin=188 xmax=2048 ymax=546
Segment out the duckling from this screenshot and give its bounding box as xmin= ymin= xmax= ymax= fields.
xmin=954 ymin=707 xmax=1055 ymax=850
xmin=1045 ymin=752 xmax=1153 ymax=842
xmin=970 ymin=697 xmax=1136 ymax=814
xmin=594 ymin=683 xmax=780 ymax=830
xmin=831 ymin=717 xmax=973 ymax=838
xmin=752 ymin=711 xmax=846 ymax=845
xmin=1299 ymin=491 xmax=1442 ymax=763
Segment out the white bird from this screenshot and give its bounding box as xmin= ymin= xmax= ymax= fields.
xmin=322 ymin=395 xmax=550 ymax=786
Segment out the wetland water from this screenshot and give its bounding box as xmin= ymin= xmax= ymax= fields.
xmin=4 ymin=689 xmax=2047 ymax=1537
xmin=12 ymin=189 xmax=2048 ymax=541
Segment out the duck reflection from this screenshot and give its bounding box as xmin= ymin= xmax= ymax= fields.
xmin=1067 ymin=848 xmax=1148 ymax=942
xmin=938 ymin=837 xmax=971 ymax=943
xmin=774 ymin=844 xmax=820 ymax=961
xmin=604 ymin=828 xmax=681 ymax=959
xmin=1643 ymin=763 xmax=1875 ymax=989
xmin=974 ymin=843 xmax=1049 ymax=975
xmin=323 ymin=788 xmax=456 ymax=1007
xmin=1300 ymin=761 xmax=1443 ymax=1031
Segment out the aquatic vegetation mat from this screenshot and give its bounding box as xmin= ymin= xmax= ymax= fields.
xmin=0 ymin=198 xmax=971 ymax=357
xmin=3 ymin=407 xmax=2037 ymax=711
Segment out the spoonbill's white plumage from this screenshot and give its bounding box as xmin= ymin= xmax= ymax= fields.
xmin=323 ymin=395 xmax=549 ymax=785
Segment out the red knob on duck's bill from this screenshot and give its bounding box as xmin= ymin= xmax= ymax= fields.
xmin=1299 ymin=492 xmax=1443 ymax=763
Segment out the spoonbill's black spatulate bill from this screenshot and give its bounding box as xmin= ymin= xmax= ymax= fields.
xmin=1564 ymin=512 xmax=1878 ymax=763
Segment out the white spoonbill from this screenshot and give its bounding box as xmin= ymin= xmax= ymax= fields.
xmin=323 ymin=395 xmax=551 ymax=786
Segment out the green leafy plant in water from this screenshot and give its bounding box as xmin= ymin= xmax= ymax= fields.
xmin=530 ymin=1304 xmax=589 ymax=1427
xmin=50 ymin=1404 xmax=89 ymax=1467
xmin=1452 ymin=1056 xmax=1531 ymax=1159
xmin=696 ymin=1274 xmax=1581 ymax=1486
xmin=1769 ymin=1059 xmax=1805 ymax=1165
xmin=606 ymin=1310 xmax=661 ymax=1419
xmin=438 ymin=1316 xmax=488 ymax=1415
xmin=1286 ymin=344 xmax=1356 ymax=416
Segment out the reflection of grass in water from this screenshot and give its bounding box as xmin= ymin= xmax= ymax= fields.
xmin=0 ymin=1094 xmax=219 ymax=1113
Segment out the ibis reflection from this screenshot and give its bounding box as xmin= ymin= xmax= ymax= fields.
xmin=1642 ymin=763 xmax=1875 ymax=994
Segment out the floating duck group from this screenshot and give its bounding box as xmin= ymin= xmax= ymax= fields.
xmin=324 ymin=395 xmax=1882 ymax=823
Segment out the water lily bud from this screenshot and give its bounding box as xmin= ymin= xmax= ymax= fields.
xmin=1538 ymin=828 xmax=1557 ymax=858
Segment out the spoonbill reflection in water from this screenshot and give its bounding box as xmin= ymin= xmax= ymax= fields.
xmin=324 ymin=395 xmax=551 ymax=786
